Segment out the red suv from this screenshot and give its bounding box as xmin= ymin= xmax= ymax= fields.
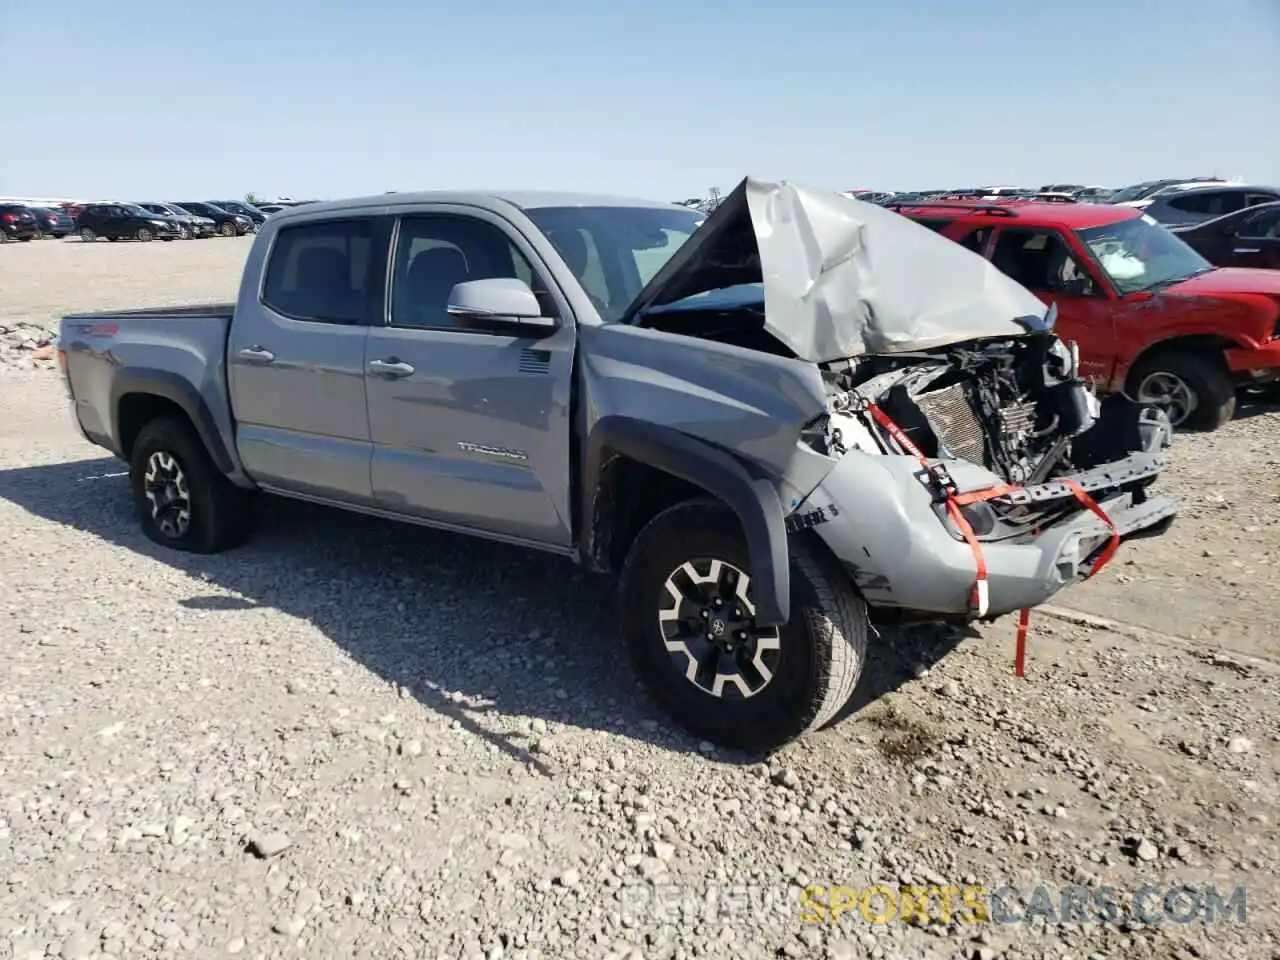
xmin=890 ymin=199 xmax=1280 ymax=430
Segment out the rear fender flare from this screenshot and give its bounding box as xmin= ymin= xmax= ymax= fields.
xmin=582 ymin=415 xmax=791 ymax=626
xmin=109 ymin=368 xmax=235 ymax=476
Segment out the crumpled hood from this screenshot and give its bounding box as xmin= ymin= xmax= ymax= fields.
xmin=625 ymin=177 xmax=1053 ymax=363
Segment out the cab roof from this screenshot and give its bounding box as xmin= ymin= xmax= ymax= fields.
xmin=273 ymin=189 xmax=682 ymax=222
xmin=888 ymin=198 xmax=1141 ymax=230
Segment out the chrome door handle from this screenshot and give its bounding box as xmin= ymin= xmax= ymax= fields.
xmin=368 ymin=358 xmax=415 ymax=378
xmin=238 ymin=346 xmax=275 ymax=363
xmin=1233 ymin=247 xmax=1261 ymax=254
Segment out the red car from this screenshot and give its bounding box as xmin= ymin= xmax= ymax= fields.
xmin=889 ymin=198 xmax=1280 ymax=430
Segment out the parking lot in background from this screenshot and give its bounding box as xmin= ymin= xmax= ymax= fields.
xmin=1 ymin=239 xmax=1279 ymax=958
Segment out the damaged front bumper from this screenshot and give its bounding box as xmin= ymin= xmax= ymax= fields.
xmin=795 ymin=446 xmax=1176 ymax=621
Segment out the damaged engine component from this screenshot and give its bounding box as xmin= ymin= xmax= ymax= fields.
xmin=824 ymin=332 xmax=1102 ymax=486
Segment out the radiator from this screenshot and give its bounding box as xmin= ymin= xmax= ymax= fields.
xmin=914 ymin=384 xmax=987 ymax=464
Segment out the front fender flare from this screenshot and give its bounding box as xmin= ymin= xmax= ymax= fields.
xmin=583 ymin=415 xmax=791 ymax=626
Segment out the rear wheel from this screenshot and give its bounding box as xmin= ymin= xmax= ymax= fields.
xmin=620 ymin=498 xmax=868 ymax=753
xmin=129 ymin=417 xmax=254 ymax=553
xmin=1129 ymin=351 xmax=1235 ymax=431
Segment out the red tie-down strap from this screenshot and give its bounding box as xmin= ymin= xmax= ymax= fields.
xmin=865 ymin=404 xmax=1121 ymax=677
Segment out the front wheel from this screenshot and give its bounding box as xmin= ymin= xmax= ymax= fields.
xmin=1129 ymin=351 xmax=1236 ymax=431
xmin=129 ymin=417 xmax=254 ymax=553
xmin=619 ymin=498 xmax=868 ymax=753
xmin=136 ymin=226 xmax=153 ymax=242
xmin=219 ymin=221 xmax=236 ymax=237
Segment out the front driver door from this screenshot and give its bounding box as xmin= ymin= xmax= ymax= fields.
xmin=365 ymin=208 xmax=576 ymax=549
xmin=1229 ymin=207 xmax=1280 ymax=270
xmin=985 ymin=226 xmax=1118 ymax=386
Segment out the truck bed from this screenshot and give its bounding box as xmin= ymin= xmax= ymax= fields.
xmin=60 ymin=306 xmax=237 ymax=471
xmin=63 ymin=303 xmax=236 ymax=322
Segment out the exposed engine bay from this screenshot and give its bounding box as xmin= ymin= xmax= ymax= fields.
xmin=796 ymin=330 xmax=1173 ymax=541
xmin=816 ymin=332 xmax=1099 ymax=485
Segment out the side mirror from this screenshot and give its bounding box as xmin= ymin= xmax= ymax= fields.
xmin=446 ymin=278 xmax=555 ymax=330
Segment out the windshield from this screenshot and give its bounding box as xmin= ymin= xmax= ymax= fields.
xmin=1107 ymin=182 xmax=1163 ymax=204
xmin=524 ymin=206 xmax=705 ymax=321
xmin=649 ymin=283 xmax=764 ymax=314
xmin=1077 ymin=216 xmax=1212 ymax=294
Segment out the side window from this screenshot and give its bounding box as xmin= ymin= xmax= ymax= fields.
xmin=912 ymin=218 xmax=954 ymax=233
xmin=990 ymin=229 xmax=1097 ymax=296
xmin=957 ymin=226 xmax=993 ymax=255
xmin=390 ymin=215 xmax=547 ymax=330
xmin=1171 ymin=191 xmax=1241 ymax=216
xmin=1237 ymin=209 xmax=1280 ymax=239
xmin=1217 ymin=191 xmax=1247 ymax=214
xmin=1245 ymin=193 xmax=1279 ymax=208
xmin=262 ymin=219 xmax=376 ymax=325
xmin=1167 ymin=193 xmax=1214 ymax=214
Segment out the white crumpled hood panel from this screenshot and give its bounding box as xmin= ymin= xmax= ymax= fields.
xmin=744 ymin=178 xmax=1051 ymax=363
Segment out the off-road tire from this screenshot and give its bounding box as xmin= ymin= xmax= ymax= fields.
xmin=1128 ymin=350 xmax=1236 ymax=431
xmin=129 ymin=416 xmax=253 ymax=553
xmin=619 ymin=497 xmax=868 ymax=753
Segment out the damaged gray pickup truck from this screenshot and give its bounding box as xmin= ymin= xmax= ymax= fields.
xmin=58 ymin=177 xmax=1177 ymax=752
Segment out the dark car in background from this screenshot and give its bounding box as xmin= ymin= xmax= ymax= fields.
xmin=0 ymin=204 xmax=39 ymax=242
xmin=1106 ymin=177 xmax=1225 ymax=205
xmin=212 ymin=199 xmax=267 ymax=228
xmin=174 ymin=201 xmax=251 ymax=237
xmin=76 ymin=203 xmax=183 ymax=242
xmin=137 ymin=202 xmax=216 ymax=239
xmin=1137 ymin=184 xmax=1280 ymax=229
xmin=1172 ymin=201 xmax=1280 ymax=270
xmin=29 ymin=206 xmax=75 ymax=238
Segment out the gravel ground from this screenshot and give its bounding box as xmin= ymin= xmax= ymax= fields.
xmin=2 ymin=238 xmax=1279 ymax=960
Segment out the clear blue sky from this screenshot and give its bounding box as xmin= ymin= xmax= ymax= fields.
xmin=1 ymin=0 xmax=1277 ymax=201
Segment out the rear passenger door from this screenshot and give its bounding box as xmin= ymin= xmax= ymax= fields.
xmin=364 ymin=208 xmax=576 ymax=549
xmin=228 ymin=215 xmax=390 ymax=504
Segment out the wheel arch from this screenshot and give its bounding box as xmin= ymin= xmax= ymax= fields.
xmin=111 ymin=369 xmax=235 ymax=476
xmin=582 ymin=415 xmax=791 ymax=627
xmin=1122 ymin=334 xmax=1240 ymax=393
